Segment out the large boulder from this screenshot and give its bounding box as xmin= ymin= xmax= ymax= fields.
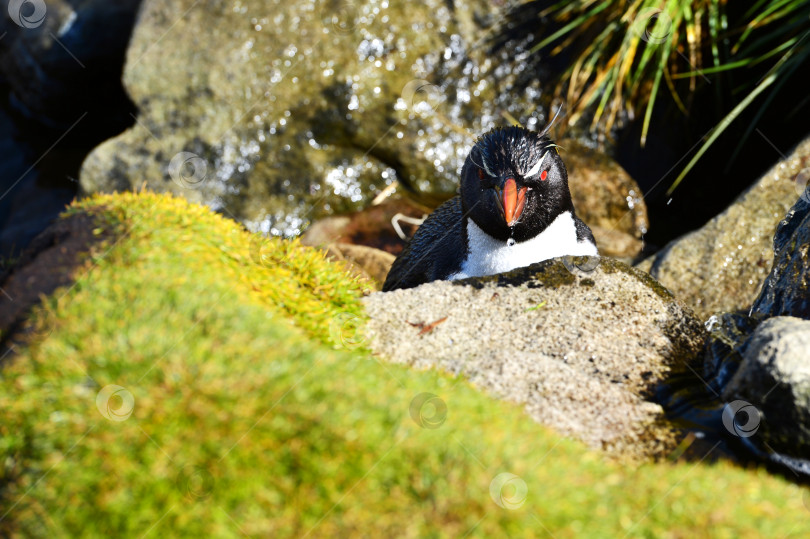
xmin=363 ymin=257 xmax=707 ymax=457
xmin=721 ymin=317 xmax=810 ymax=457
xmin=698 ymin=193 xmax=810 ymax=468
xmin=638 ymin=135 xmax=810 ymax=320
xmin=78 ymin=0 xmax=648 ymax=258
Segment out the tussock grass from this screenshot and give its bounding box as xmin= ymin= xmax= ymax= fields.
xmin=519 ymin=0 xmax=810 ymax=190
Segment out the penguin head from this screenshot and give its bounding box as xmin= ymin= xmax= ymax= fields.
xmin=460 ymin=126 xmax=574 ymax=243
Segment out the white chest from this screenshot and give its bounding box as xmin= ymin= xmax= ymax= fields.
xmin=449 ymin=211 xmax=597 ymax=280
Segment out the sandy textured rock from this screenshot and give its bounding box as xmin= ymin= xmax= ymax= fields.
xmin=590 ymin=225 xmax=643 ymax=261
xmin=638 ymin=135 xmax=810 ymax=320
xmin=722 ymin=317 xmax=810 ymax=456
xmin=363 ymin=257 xmax=706 ymax=457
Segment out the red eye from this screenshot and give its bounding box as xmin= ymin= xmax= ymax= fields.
xmin=478 ymin=169 xmax=485 ymax=180
xmin=540 ymin=170 xmax=548 ymax=181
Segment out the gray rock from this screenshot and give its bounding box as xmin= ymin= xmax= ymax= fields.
xmin=722 ymin=317 xmax=810 ymax=456
xmin=751 ymin=193 xmax=810 ymax=319
xmin=363 ymin=257 xmax=707 ymax=457
xmin=638 ymin=135 xmax=810 ymax=320
xmin=78 ymin=0 xmax=648 ymax=255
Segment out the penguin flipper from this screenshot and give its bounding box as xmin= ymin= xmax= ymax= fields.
xmin=382 ymin=197 xmax=465 ymax=291
xmin=573 ymin=214 xmax=598 ymax=251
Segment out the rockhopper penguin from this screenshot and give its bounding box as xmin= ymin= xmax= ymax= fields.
xmin=382 ymin=126 xmax=597 ymax=291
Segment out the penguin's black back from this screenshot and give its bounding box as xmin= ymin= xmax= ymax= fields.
xmin=382 ymin=196 xmax=466 ymax=291
xmin=574 ymin=215 xmax=596 ymax=245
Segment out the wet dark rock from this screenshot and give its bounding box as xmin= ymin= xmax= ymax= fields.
xmin=691 ymin=193 xmax=810 ymax=469
xmin=701 ymin=312 xmax=764 ymax=397
xmin=363 ymin=256 xmax=707 ymax=457
xmin=751 ymin=193 xmax=810 ymax=319
xmin=0 ymin=0 xmax=141 ymax=129
xmin=80 ymin=0 xmax=506 ymax=232
xmin=0 ymin=0 xmax=141 ymax=257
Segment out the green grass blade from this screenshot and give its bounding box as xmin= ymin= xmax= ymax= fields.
xmin=725 ymin=46 xmax=810 ymax=168
xmin=530 ymin=2 xmax=612 ymax=52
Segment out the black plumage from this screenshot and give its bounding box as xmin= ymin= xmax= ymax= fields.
xmin=383 ymin=197 xmax=467 ymax=291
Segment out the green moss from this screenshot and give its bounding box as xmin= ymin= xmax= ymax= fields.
xmin=600 ymin=257 xmax=675 ymax=301
xmin=454 ymin=259 xmax=576 ymax=289
xmin=1 ymin=193 xmax=808 ymax=537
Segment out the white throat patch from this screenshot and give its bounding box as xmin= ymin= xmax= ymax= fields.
xmin=449 ymin=211 xmax=597 ymax=280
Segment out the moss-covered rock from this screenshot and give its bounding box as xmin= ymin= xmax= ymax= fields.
xmin=2 ymin=193 xmax=809 ymax=536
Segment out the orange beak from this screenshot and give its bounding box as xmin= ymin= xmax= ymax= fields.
xmin=503 ymin=177 xmax=528 ymax=226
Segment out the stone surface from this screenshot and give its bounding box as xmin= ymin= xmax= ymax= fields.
xmin=722 ymin=317 xmax=810 ymax=456
xmin=590 ymin=225 xmax=643 ymax=261
xmin=638 ymin=135 xmax=810 ymax=320
xmin=363 ymin=257 xmax=707 ymax=457
xmin=751 ymin=193 xmax=810 ymax=319
xmin=79 ymin=0 xmax=648 ymax=253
